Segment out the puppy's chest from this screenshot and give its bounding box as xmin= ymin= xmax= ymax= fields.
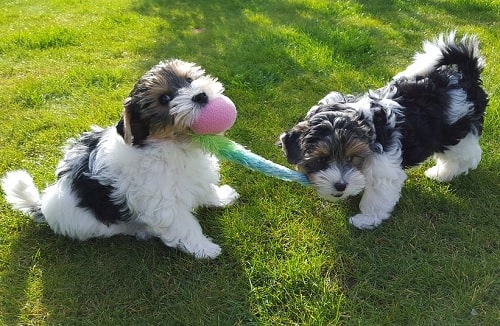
xmin=111 ymin=144 xmax=218 ymax=190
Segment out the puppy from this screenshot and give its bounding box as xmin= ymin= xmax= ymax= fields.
xmin=279 ymin=32 xmax=488 ymax=229
xmin=2 ymin=59 xmax=239 ymax=258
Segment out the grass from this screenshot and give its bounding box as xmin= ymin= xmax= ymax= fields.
xmin=0 ymin=0 xmax=498 ymax=324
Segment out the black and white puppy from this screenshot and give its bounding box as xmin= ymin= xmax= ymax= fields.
xmin=279 ymin=32 xmax=488 ymax=229
xmin=2 ymin=59 xmax=239 ymax=258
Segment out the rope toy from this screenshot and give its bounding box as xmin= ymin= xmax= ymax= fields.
xmin=188 ymin=94 xmax=309 ymax=185
xmin=192 ymin=134 xmax=310 ymax=186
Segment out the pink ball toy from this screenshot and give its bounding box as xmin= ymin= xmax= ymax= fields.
xmin=190 ymin=95 xmax=237 ymax=134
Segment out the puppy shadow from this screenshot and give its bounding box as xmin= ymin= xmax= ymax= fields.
xmin=400 ymin=164 xmax=499 ymax=222
xmin=1 ymin=220 xmax=254 ymax=325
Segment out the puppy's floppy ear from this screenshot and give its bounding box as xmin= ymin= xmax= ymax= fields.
xmin=116 ymin=97 xmax=149 ymax=146
xmin=116 ymin=116 xmax=127 ymax=142
xmin=277 ymin=121 xmax=309 ymax=164
xmin=116 ymin=107 xmax=133 ymax=145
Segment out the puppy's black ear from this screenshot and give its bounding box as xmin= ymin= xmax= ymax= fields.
xmin=278 ymin=122 xmax=308 ymax=164
xmin=117 ymin=97 xmax=149 ymax=146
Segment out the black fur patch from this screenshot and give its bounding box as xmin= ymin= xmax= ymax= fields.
xmin=393 ymin=68 xmax=486 ymax=167
xmin=57 ymin=129 xmax=132 ymax=225
xmin=280 ymin=121 xmax=309 ymax=164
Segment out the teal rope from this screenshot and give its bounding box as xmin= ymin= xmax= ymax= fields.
xmin=192 ymin=134 xmax=310 ymax=186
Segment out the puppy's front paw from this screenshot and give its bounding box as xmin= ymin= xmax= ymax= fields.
xmin=215 ymin=185 xmax=239 ymax=207
xmin=180 ymin=237 xmax=222 ymax=259
xmin=349 ymin=214 xmax=385 ymax=230
xmin=194 ymin=241 xmax=222 ymax=259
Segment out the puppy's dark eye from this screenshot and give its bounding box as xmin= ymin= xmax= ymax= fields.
xmin=347 ymin=156 xmax=363 ymax=166
xmin=159 ymin=94 xmax=171 ymax=105
xmin=186 ymin=77 xmax=193 ymax=83
xmin=305 ymin=157 xmax=329 ymax=171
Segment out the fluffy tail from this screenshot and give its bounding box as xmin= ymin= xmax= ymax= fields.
xmin=394 ymin=31 xmax=485 ymax=80
xmin=1 ymin=170 xmax=46 ymax=223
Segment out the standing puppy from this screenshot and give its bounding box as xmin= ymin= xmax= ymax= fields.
xmin=2 ymin=59 xmax=239 ymax=258
xmin=279 ymin=32 xmax=488 ymax=229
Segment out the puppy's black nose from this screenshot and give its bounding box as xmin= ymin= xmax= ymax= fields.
xmin=334 ymin=182 xmax=347 ymax=191
xmin=192 ymin=92 xmax=208 ymax=104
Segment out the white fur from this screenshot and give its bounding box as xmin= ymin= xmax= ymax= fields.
xmin=446 ymin=87 xmax=473 ymax=124
xmin=310 ymin=165 xmax=366 ymax=200
xmin=1 ymin=171 xmax=42 ymax=219
xmin=394 ymin=32 xmax=485 ymax=81
xmin=393 ymin=32 xmax=452 ymax=79
xmin=170 ymin=76 xmax=225 ymax=128
xmin=2 ymin=128 xmax=239 ymax=259
xmin=425 ymin=132 xmax=482 ymax=182
xmin=350 ymin=153 xmax=407 ymax=229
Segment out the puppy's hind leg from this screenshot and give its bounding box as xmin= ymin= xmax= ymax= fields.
xmin=157 ymin=212 xmax=222 ymax=259
xmin=425 ymin=133 xmax=482 ymax=182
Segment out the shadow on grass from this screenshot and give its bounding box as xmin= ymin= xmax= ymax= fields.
xmin=1 ymin=219 xmax=254 ymax=324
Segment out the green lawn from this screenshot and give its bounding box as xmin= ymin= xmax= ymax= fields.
xmin=1 ymin=0 xmax=498 ymax=324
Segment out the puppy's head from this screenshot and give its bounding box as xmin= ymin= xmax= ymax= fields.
xmin=279 ymin=107 xmax=376 ymax=200
xmin=117 ymin=59 xmax=226 ymax=145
